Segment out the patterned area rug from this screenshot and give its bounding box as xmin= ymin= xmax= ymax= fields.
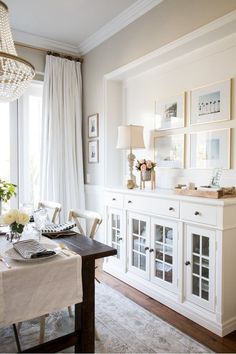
xmin=0 ymin=283 xmax=211 ymax=353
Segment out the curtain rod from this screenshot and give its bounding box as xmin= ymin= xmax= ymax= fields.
xmin=15 ymin=42 xmax=83 ymax=63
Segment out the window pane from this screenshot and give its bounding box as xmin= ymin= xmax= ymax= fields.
xmin=19 ymin=83 xmax=43 ymax=208
xmin=0 ymin=103 xmax=10 ymax=182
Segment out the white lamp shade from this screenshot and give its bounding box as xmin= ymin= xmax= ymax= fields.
xmin=116 ymin=125 xmax=145 ymax=150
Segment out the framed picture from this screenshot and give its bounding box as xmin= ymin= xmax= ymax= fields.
xmin=88 ymin=113 xmax=99 ymax=138
xmin=190 ymin=79 xmax=231 ymax=125
xmin=88 ymin=140 xmax=99 ymax=163
xmin=155 ymin=93 xmax=185 ymax=130
xmin=154 ymin=134 xmax=185 ymax=168
xmin=190 ymin=129 xmax=230 ymax=169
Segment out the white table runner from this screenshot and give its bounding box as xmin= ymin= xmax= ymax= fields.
xmin=0 ymin=235 xmax=83 ymax=327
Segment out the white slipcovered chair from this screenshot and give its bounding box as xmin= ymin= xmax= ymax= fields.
xmin=37 ymin=200 xmax=62 ymax=224
xmin=68 ymin=209 xmax=102 ymax=239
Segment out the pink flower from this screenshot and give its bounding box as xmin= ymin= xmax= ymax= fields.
xmin=141 ymin=164 xmax=146 ymax=171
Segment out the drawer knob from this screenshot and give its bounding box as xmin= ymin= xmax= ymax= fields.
xmin=194 ymin=211 xmax=200 ymax=216
xmin=112 ymin=198 xmax=116 ymax=201
xmin=118 ymin=237 xmax=123 ymax=241
xmin=185 ymin=261 xmax=191 ymax=266
xmin=144 ymin=247 xmax=149 ymax=251
xmin=169 ymin=207 xmax=174 ymax=211
xmin=149 ymin=248 xmax=154 ymax=253
xmin=128 ymin=200 xmax=132 ymax=204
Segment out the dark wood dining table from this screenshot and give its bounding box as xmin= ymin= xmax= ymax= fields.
xmin=20 ymin=234 xmax=117 ymax=353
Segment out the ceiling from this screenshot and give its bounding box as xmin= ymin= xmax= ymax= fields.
xmin=4 ymin=0 xmax=162 ymax=54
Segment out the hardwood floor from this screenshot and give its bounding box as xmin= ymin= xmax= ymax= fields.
xmin=96 ymin=262 xmax=236 ymax=353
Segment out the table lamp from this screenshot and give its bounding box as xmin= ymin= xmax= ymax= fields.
xmin=116 ymin=125 xmax=145 ymax=188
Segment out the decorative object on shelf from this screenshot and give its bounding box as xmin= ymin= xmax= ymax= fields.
xmin=190 ymin=129 xmax=230 ymax=169
xmin=88 ymin=113 xmax=99 ymax=138
xmin=155 ymin=93 xmax=185 ymax=130
xmin=154 ymin=134 xmax=185 ymax=168
xmin=209 ymin=168 xmax=222 ymax=188
xmin=88 ymin=140 xmax=99 ymax=163
xmin=1 ymin=209 xmax=29 ymax=242
xmin=0 ymin=1 xmax=35 ymax=102
xmin=188 ymin=182 xmax=195 ymax=190
xmin=190 ymin=79 xmax=231 ymax=125
xmin=174 ymin=185 xmax=236 ymax=199
xmin=0 ymin=179 xmax=17 ymax=215
xmin=135 ymin=159 xmax=156 ymax=190
xmin=116 ymin=125 xmax=145 ymax=189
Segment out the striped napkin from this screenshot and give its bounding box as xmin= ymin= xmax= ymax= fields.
xmin=41 ymin=221 xmax=76 ymax=234
xmin=13 ymin=239 xmax=56 ymax=259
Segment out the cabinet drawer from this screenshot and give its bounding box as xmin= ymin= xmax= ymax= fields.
xmin=104 ymin=192 xmax=124 ymax=208
xmin=124 ymin=195 xmax=179 ymax=218
xmin=180 ymin=202 xmax=217 ymax=226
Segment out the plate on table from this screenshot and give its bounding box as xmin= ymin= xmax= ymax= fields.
xmin=4 ymin=243 xmax=62 ymax=262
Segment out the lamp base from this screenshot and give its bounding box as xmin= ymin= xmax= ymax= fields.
xmin=127 ymin=179 xmax=135 ymax=189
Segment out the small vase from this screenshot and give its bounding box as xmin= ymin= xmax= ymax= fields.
xmin=7 ymin=230 xmax=22 ymax=243
xmin=141 ymin=170 xmax=151 ymax=181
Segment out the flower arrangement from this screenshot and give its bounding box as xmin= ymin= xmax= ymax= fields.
xmin=135 ymin=159 xmax=156 ymax=172
xmin=1 ymin=209 xmax=30 ymax=234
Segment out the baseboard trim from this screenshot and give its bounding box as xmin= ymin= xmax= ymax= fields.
xmin=222 ymin=316 xmax=236 ymax=336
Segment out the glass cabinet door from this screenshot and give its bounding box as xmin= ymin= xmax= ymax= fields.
xmin=186 ymin=225 xmax=215 ymax=311
xmin=128 ymin=213 xmax=149 ymax=279
xmin=151 ymin=218 xmax=178 ymax=292
xmin=111 ymin=212 xmax=122 ymax=259
xmin=107 ymin=208 xmax=123 ymax=265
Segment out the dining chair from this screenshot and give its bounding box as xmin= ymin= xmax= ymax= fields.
xmin=68 ymin=209 xmax=102 ymax=240
xmin=38 ymin=201 xmax=62 ymax=224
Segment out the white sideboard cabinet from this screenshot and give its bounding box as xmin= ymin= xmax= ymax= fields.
xmin=103 ymin=187 xmax=236 ymax=336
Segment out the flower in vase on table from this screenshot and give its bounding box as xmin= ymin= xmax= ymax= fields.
xmin=1 ymin=209 xmax=30 ymax=234
xmin=135 ymin=159 xmax=156 ymax=171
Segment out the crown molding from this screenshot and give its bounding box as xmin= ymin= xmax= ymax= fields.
xmin=12 ymin=29 xmax=79 ymax=54
xmin=12 ymin=0 xmax=163 ymax=56
xmin=78 ymin=0 xmax=163 ymax=55
xmin=104 ymin=9 xmax=236 ymax=80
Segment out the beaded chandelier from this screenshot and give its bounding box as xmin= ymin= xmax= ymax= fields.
xmin=0 ymin=0 xmax=35 ymax=102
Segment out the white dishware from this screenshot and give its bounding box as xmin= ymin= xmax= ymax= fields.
xmin=4 ymin=243 xmax=61 ymax=262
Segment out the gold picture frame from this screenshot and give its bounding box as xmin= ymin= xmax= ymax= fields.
xmin=155 ymin=93 xmax=185 ymax=130
xmin=154 ymin=134 xmax=185 ymax=168
xmin=88 ymin=140 xmax=99 ymax=164
xmin=190 ymin=79 xmax=231 ymax=126
xmin=88 ymin=113 xmax=99 ymax=138
xmin=189 ymin=128 xmax=231 ymax=169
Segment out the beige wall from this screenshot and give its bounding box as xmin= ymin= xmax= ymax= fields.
xmin=16 ymin=44 xmax=45 ymax=81
xmin=124 ymin=35 xmax=236 ymax=188
xmin=82 ymin=0 xmax=236 ymax=186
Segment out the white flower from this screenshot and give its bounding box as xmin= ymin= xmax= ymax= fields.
xmin=1 ymin=209 xmax=18 ymax=225
xmin=16 ymin=212 xmax=30 ymax=225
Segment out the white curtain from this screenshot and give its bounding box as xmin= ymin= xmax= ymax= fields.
xmin=40 ymin=55 xmax=85 ymax=221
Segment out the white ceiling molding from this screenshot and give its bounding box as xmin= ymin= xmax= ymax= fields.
xmin=104 ymin=9 xmax=236 ymax=80
xmin=78 ymin=0 xmax=163 ymax=55
xmin=12 ymin=0 xmax=163 ymax=56
xmin=12 ymin=29 xmax=79 ymax=54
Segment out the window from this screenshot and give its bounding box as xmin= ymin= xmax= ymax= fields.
xmin=0 ymin=103 xmax=10 ymax=181
xmin=0 ymin=81 xmax=43 ymax=211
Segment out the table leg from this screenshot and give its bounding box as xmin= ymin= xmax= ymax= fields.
xmin=75 ymin=258 xmax=95 ymax=353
